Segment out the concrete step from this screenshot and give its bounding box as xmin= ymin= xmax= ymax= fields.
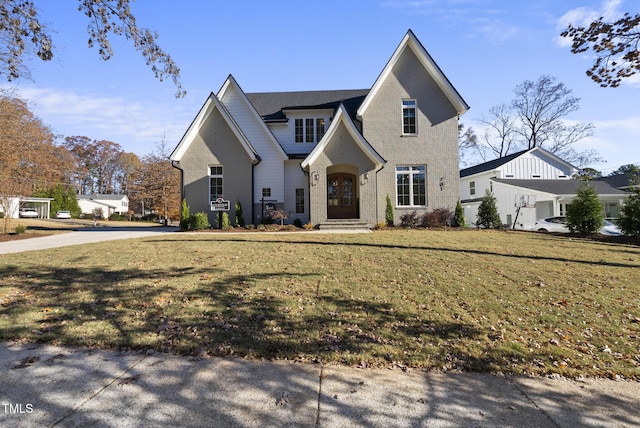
xmin=318 ymin=221 xmax=371 ymax=231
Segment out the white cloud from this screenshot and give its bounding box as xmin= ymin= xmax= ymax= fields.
xmin=3 ymin=85 xmax=195 ymax=155
xmin=555 ymin=0 xmax=624 ymax=47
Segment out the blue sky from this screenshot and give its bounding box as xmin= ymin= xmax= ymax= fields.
xmin=5 ymin=0 xmax=639 ymax=173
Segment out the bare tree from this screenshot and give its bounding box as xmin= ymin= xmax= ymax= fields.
xmin=0 ymin=0 xmax=184 ymax=96
xmin=458 ymin=123 xmax=480 ymax=166
xmin=136 ymin=139 xmax=180 ymax=223
xmin=561 ymin=13 xmax=640 ymax=88
xmin=478 ymin=103 xmax=518 ymax=159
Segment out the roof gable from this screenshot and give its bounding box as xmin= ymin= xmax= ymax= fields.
xmin=218 ymin=75 xmax=288 ymax=160
xmin=357 ymin=29 xmax=469 ymax=118
xmin=460 ymin=147 xmax=578 ymax=178
xmin=301 ymin=104 xmax=385 ymax=170
xmin=170 ymin=93 xmax=258 ymax=163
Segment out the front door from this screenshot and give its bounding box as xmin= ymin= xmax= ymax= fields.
xmin=327 ymin=173 xmax=356 ymax=219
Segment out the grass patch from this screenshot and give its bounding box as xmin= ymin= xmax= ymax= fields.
xmin=1 ymin=229 xmax=639 ymax=378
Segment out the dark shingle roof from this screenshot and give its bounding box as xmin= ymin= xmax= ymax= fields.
xmin=492 ymin=179 xmax=627 ymax=195
xmin=460 ymin=149 xmax=530 ymax=178
xmin=246 ymin=89 xmax=369 ymax=122
xmin=594 ymin=174 xmax=635 ymax=189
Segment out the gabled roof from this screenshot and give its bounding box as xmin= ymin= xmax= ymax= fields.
xmin=218 ymin=75 xmax=288 ymax=160
xmin=246 ymin=89 xmax=369 ymax=122
xmin=460 ymin=147 xmax=578 ymax=178
xmin=170 ymin=92 xmax=259 ymax=163
xmin=492 ymin=179 xmax=627 ymax=196
xmin=301 ymin=104 xmax=385 ymax=170
xmin=357 ymin=29 xmax=469 ymax=118
xmin=460 ymin=149 xmax=530 ymax=178
xmin=594 ymin=173 xmax=638 ymax=190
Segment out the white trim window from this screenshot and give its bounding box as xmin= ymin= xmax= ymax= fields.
xmin=295 ymin=188 xmax=305 ymax=214
xmin=469 ymin=181 xmax=476 ymax=196
xmin=396 ymin=165 xmax=426 ymax=206
xmin=295 ymin=118 xmax=326 ymax=143
xmin=402 ymin=99 xmax=417 ymax=135
xmin=209 ymin=166 xmax=223 ymax=201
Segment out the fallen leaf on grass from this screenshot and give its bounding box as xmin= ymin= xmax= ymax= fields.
xmin=13 ymin=356 xmax=40 ymax=369
xmin=118 ymin=374 xmax=141 ymax=386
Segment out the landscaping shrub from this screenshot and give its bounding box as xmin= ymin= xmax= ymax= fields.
xmin=180 ymin=199 xmax=190 ymax=231
xmin=476 ymin=190 xmax=502 ymax=229
xmin=235 ymin=200 xmax=245 ymax=227
xmin=188 ymin=212 xmax=210 ymax=230
xmin=617 ymin=188 xmax=640 ymax=236
xmin=421 ymin=207 xmax=453 ymax=228
xmin=385 ymin=194 xmax=394 ymax=226
xmin=400 ymin=211 xmax=421 ymax=228
xmin=454 ymin=200 xmax=465 ymax=227
xmin=566 ymin=183 xmax=603 ymax=234
xmin=293 ymin=218 xmax=303 ymax=228
xmin=303 ymin=222 xmax=314 ymax=230
xmin=14 ymin=224 xmax=26 ymax=235
xmin=221 ymin=212 xmax=231 ymax=229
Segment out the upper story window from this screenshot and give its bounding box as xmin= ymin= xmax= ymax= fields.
xmin=262 ymin=188 xmax=271 ymax=198
xmin=295 ymin=117 xmax=326 ymax=143
xmin=402 ymin=99 xmax=417 ymax=135
xmin=469 ymin=181 xmax=476 ymax=196
xmin=209 ymin=166 xmax=223 ymax=201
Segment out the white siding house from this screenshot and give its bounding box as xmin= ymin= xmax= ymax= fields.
xmin=77 ymin=194 xmax=130 ymax=219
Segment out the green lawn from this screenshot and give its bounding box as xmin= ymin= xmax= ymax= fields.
xmin=1 ymin=229 xmax=639 ymax=378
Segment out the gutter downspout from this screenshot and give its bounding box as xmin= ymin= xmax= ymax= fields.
xmin=171 ymin=160 xmax=184 ymax=224
xmin=252 ymin=156 xmax=262 ymax=226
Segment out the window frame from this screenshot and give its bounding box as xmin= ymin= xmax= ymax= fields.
xmin=295 ymin=188 xmax=305 ymax=214
xmin=402 ymin=99 xmax=417 ymax=135
xmin=262 ymin=188 xmax=271 ymax=198
xmin=469 ymin=181 xmax=476 ymax=196
xmin=209 ymin=165 xmax=223 ymax=202
xmin=396 ymin=165 xmax=426 ymax=207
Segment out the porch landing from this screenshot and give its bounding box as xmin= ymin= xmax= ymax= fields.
xmin=318 ymin=220 xmax=371 ymax=231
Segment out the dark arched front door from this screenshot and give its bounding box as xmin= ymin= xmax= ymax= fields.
xmin=327 ymin=173 xmax=356 ymax=219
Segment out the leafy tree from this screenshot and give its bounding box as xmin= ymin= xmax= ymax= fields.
xmin=476 ymin=190 xmax=502 ymax=229
xmin=618 ymin=188 xmax=640 ymax=236
xmin=577 ymin=167 xmax=603 ymax=180
xmin=0 ymin=0 xmax=184 ymax=96
xmin=34 ymin=184 xmax=81 ymax=217
xmin=385 ymin=194 xmax=394 ymax=226
xmin=609 ymin=164 xmax=640 ymax=185
xmin=561 ymin=13 xmax=640 ymax=88
xmin=565 ymin=183 xmax=604 ymax=234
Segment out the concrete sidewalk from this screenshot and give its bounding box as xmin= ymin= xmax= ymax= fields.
xmin=1 ymin=342 xmax=639 ymax=427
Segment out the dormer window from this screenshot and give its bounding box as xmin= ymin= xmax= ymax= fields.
xmin=295 ymin=118 xmax=326 ymax=143
xmin=402 ymin=99 xmax=417 ymax=135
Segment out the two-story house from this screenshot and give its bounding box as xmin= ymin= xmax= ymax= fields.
xmin=460 ymin=147 xmax=627 ymax=229
xmin=171 ymin=30 xmax=469 ymax=228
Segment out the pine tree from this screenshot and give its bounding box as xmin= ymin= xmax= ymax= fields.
xmin=476 ymin=190 xmax=502 ymax=229
xmin=454 ymin=199 xmax=465 ymax=227
xmin=566 ymin=183 xmax=604 ymax=234
xmin=179 ymin=198 xmax=190 ymax=231
xmin=235 ymin=200 xmax=245 ymax=227
xmin=618 ymin=188 xmax=640 ymax=236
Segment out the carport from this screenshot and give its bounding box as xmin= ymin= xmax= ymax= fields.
xmin=19 ymin=197 xmax=53 ymax=219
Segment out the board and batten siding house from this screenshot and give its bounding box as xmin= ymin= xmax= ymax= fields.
xmin=459 ymin=147 xmax=627 ymax=229
xmin=171 ymin=30 xmax=469 ymax=228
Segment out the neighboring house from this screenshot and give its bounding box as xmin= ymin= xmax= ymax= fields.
xmin=0 ymin=196 xmax=53 ymax=219
xmin=595 ymin=173 xmax=640 ymax=192
xmin=170 ymin=30 xmax=469 ymax=228
xmin=459 ymin=148 xmax=627 ymax=228
xmin=77 ymin=194 xmax=130 ymax=219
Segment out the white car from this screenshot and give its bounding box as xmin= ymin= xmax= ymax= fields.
xmin=19 ymin=208 xmax=38 ymax=218
xmin=55 ymin=210 xmax=72 ymax=219
xmin=534 ymin=216 xmax=622 ymax=235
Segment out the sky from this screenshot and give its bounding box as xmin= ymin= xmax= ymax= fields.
xmin=4 ymin=0 xmax=639 ymax=174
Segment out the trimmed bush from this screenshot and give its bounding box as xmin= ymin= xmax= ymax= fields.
xmin=400 ymin=211 xmax=421 ymax=228
xmin=14 ymin=224 xmax=26 ymax=235
xmin=618 ymin=188 xmax=640 ymax=236
xmin=189 ymin=212 xmax=210 ymax=230
xmin=421 ymin=208 xmax=453 ymax=228
xmin=566 ymin=183 xmax=603 ymax=234
xmin=235 ymin=200 xmax=245 ymax=227
xmin=385 ymin=194 xmax=394 ymax=226
xmin=454 ymin=200 xmax=465 ymax=227
xmin=180 ymin=199 xmax=190 ymax=231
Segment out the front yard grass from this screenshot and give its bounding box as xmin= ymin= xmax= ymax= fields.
xmin=1 ymin=229 xmax=638 ymax=379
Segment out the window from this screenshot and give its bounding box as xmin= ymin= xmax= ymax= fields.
xmin=396 ymin=166 xmax=426 ymax=206
xmin=295 ymin=188 xmax=305 ymax=214
xmin=295 ymin=118 xmax=325 ymax=143
xmin=209 ymin=166 xmax=223 ymax=201
xmin=295 ymin=119 xmax=304 ymax=143
xmin=262 ymin=188 xmax=271 ymax=198
xmin=469 ymin=181 xmax=476 ymax=196
xmin=402 ymin=99 xmax=417 ymax=134
xmin=305 ymin=118 xmax=314 ymax=142
xmin=316 ymin=118 xmax=325 ymax=141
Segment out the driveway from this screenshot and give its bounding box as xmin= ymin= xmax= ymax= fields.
xmin=0 ymin=226 xmax=178 ymax=254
